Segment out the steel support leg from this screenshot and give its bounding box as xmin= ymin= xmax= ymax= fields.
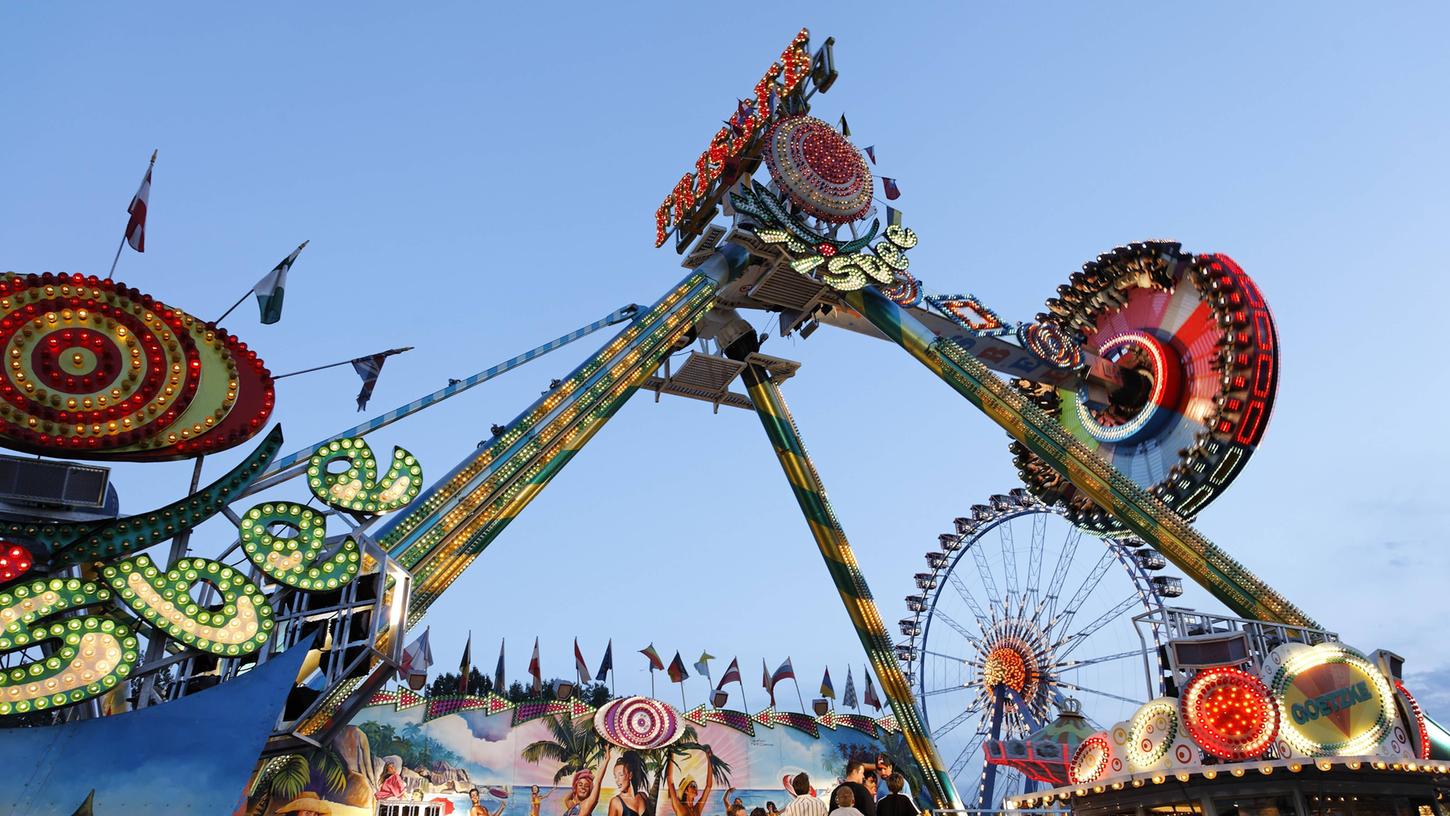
xmin=739 ymin=361 xmax=964 ymax=810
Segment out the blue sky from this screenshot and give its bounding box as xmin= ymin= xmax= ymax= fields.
xmin=3 ymin=3 xmax=1448 ymax=717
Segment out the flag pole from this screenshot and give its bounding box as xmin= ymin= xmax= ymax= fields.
xmin=649 ymin=665 xmax=656 ymax=699
xmin=790 ymin=675 xmax=807 ymax=714
xmin=105 ymin=235 xmax=127 ymax=282
xmin=736 ymin=675 xmax=750 ymax=718
xmin=272 ymin=347 xmax=414 ymax=380
xmin=215 ymin=290 xmax=251 ymax=324
xmin=110 ymin=149 xmax=156 ymax=281
xmin=680 ymin=678 xmax=688 ymax=713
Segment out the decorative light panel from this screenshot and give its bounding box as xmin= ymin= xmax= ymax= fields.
xmin=240 ymin=502 xmax=360 ymax=590
xmin=307 ymin=437 xmax=422 ymax=513
xmin=101 ymin=555 xmax=273 ymax=656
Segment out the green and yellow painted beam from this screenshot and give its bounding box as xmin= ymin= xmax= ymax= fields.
xmin=377 ymin=250 xmax=746 ymax=623
xmin=840 ymin=286 xmax=1316 ymax=628
xmin=739 ymin=360 xmax=965 ymax=811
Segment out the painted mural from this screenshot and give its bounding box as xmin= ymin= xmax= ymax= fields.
xmin=242 ymin=695 xmax=923 ymax=816
xmin=0 ymin=637 xmax=308 ymax=816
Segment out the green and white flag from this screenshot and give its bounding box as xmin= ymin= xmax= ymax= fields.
xmin=253 ymin=241 xmax=307 ymax=325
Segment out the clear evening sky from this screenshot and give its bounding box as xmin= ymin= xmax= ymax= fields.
xmin=3 ymin=4 xmax=1447 ymax=713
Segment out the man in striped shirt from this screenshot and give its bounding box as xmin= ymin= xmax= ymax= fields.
xmin=779 ymin=774 xmax=826 ymax=816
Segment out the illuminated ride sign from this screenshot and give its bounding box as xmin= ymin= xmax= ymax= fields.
xmin=1265 ymin=643 xmax=1396 ymax=756
xmin=653 ymin=28 xmax=835 ymax=253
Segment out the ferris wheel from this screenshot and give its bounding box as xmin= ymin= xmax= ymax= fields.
xmin=897 ymin=490 xmax=1181 ymax=808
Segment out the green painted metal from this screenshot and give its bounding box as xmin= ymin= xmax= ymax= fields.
xmin=739 ymin=361 xmax=964 ymax=811
xmin=841 ymin=286 xmax=1316 ymax=628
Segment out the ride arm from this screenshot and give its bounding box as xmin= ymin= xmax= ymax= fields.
xmin=838 ymin=286 xmax=1316 ymax=628
xmin=375 ymin=248 xmax=746 ymax=624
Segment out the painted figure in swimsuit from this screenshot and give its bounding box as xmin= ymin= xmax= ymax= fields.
xmin=562 ymin=746 xmax=613 ymax=816
xmin=608 ymin=751 xmax=650 ymax=816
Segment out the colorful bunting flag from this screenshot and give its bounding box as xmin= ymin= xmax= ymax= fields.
xmin=350 ymin=347 xmax=411 ymax=411
xmin=839 ymin=114 xmax=851 ymax=137
xmin=881 ymin=177 xmax=902 ymax=201
xmin=820 ymin=667 xmax=835 ymax=699
xmin=252 ymin=241 xmax=307 ymax=325
xmin=886 ymin=205 xmax=903 ymax=228
xmin=640 ymin=643 xmax=665 ymax=672
xmin=864 ymin=145 xmax=877 ymax=165
xmin=843 ymin=667 xmax=858 ymax=709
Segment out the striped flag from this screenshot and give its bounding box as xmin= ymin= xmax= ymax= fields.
xmin=843 ymin=667 xmax=858 ymax=709
xmin=458 ymin=632 xmax=472 ymax=694
xmin=716 ymin=657 xmax=741 ymax=690
xmin=595 ymin=640 xmax=613 ymax=682
xmin=767 ymin=658 xmax=794 ymax=706
xmin=864 ymin=145 xmax=877 ymax=165
xmin=886 ymin=206 xmax=903 ymax=228
xmin=574 ymin=638 xmax=590 ymax=686
xmin=252 ymin=241 xmax=308 ymax=325
xmin=820 ymin=667 xmax=835 ymax=699
xmin=667 ymin=652 xmax=690 ymax=683
xmin=881 ymin=177 xmax=902 ymax=201
xmin=124 ymin=151 xmax=156 ymax=252
xmin=640 ymin=643 xmax=665 ymax=671
xmin=863 ymin=666 xmax=882 ymax=711
xmin=528 ymin=637 xmax=542 ymax=695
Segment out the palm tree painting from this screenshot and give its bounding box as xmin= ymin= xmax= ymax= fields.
xmin=521 ymin=714 xmax=607 ymax=781
xmin=643 ymin=725 xmax=732 ymax=812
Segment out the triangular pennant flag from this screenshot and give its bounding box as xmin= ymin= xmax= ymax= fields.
xmin=820 ymin=667 xmax=835 ymax=699
xmin=640 ymin=643 xmax=665 ymax=671
xmin=839 ymin=113 xmax=851 ymax=138
xmin=253 ymin=241 xmax=308 ymax=325
xmin=864 ymin=145 xmax=877 ymax=165
xmin=494 ymin=639 xmax=506 ymax=692
xmin=843 ymin=667 xmax=858 ymax=709
xmin=400 ymin=627 xmax=433 ymax=680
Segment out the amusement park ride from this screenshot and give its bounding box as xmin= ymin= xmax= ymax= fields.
xmin=1 ymin=25 xmax=1447 ymax=816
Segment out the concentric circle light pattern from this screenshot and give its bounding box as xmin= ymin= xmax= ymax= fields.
xmin=763 ymin=116 xmax=873 ymax=223
xmin=594 ymin=696 xmax=683 ymax=750
xmin=0 ymin=272 xmax=274 ymax=460
xmin=1181 ymin=667 xmax=1279 ymax=760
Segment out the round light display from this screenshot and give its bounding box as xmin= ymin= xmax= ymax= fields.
xmin=0 ymin=542 xmax=32 ymax=584
xmin=1393 ymin=679 xmax=1431 ymax=760
xmin=1268 ymin=644 xmax=1395 ymax=756
xmin=594 ymin=696 xmax=682 ymax=750
xmin=762 ymin=116 xmax=873 ymax=224
xmin=1069 ymin=734 xmax=1111 ymax=784
xmin=1180 ymin=667 xmax=1279 ymax=760
xmin=1126 ymin=699 xmax=1179 ymax=769
xmin=0 ymin=272 xmax=274 ymax=460
xmin=1017 ymin=322 xmax=1084 ymax=371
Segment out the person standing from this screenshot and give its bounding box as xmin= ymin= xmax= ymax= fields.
xmin=829 ymin=761 xmax=875 ymax=816
xmin=779 ymin=774 xmax=826 ymax=816
xmin=828 ymin=787 xmax=863 ymax=816
xmin=876 ymin=775 xmax=918 ymax=816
